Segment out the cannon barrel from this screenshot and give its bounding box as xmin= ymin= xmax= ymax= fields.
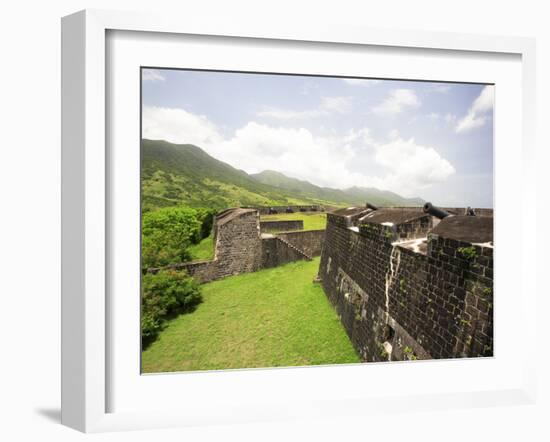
xmin=465 ymin=206 xmax=476 ymax=216
xmin=366 ymin=202 xmax=379 ymax=211
xmin=423 ymin=202 xmax=451 ymax=219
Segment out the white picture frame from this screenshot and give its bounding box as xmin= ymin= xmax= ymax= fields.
xmin=61 ymin=9 xmax=537 ymax=433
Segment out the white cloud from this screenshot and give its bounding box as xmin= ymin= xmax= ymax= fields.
xmin=320 ymin=96 xmax=352 ymax=113
xmin=444 ymin=113 xmax=457 ymax=124
xmin=455 ymin=86 xmax=494 ymax=133
xmin=342 ymin=78 xmax=381 ymax=86
xmin=142 ymin=106 xmax=455 ymax=196
xmin=470 ymin=86 xmax=494 ymax=114
xmin=342 ymin=127 xmax=376 ymax=146
xmin=257 ymin=96 xmax=352 ymax=120
xmin=372 ymin=89 xmax=420 ymax=115
xmin=211 ymin=123 xmax=366 ymax=189
xmin=142 ymin=106 xmax=223 ymax=147
xmin=427 ymin=112 xmax=440 ymax=120
xmin=371 ymin=137 xmax=456 ymax=193
xmin=455 ymin=112 xmax=487 ymax=132
xmin=256 ymin=108 xmax=324 ymax=120
xmin=142 ymin=69 xmax=166 ymax=82
xmin=388 ymin=129 xmax=400 ymax=139
xmin=432 ymin=84 xmax=452 ymax=93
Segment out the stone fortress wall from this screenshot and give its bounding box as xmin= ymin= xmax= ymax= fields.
xmin=318 ymin=205 xmax=494 ymax=362
xmin=158 ymin=208 xmax=325 ymax=283
xmin=254 ymin=205 xmax=325 ymax=215
xmin=259 ymin=220 xmax=304 ymax=232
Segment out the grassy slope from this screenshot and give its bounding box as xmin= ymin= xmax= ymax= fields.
xmin=141 ymin=139 xmax=335 ymax=211
xmin=187 ymin=234 xmax=215 ymax=261
xmin=260 ymin=212 xmax=327 ymax=231
xmin=141 ymin=258 xmax=359 ymax=372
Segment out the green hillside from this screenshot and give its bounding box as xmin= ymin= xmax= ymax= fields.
xmin=342 ymin=186 xmax=425 ymax=207
xmin=141 ymin=139 xmax=423 ymax=211
xmin=251 ymin=170 xmax=424 ymax=208
xmin=141 ymin=139 xmax=325 ymax=211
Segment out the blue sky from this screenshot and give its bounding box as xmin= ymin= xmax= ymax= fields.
xmin=142 ymin=68 xmax=494 ymax=207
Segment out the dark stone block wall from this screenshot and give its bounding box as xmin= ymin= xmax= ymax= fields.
xmin=255 ymin=205 xmax=324 ymax=215
xmin=277 ymin=230 xmax=325 ymax=257
xmin=161 ymin=209 xmax=263 ymax=283
xmin=169 ymin=259 xmax=217 ymax=282
xmin=394 ymin=216 xmax=432 ymax=240
xmin=260 ymin=237 xmax=309 ymax=269
xmin=319 ymin=212 xmax=493 ymax=362
xmin=260 ymin=220 xmax=304 ymax=232
xmin=214 ymin=210 xmax=263 ymax=277
xmin=443 ymin=207 xmax=493 ymax=217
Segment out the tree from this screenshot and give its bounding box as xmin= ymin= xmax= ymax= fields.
xmin=141 ymin=207 xmax=202 ymax=269
xmin=141 ymin=269 xmax=202 ymax=343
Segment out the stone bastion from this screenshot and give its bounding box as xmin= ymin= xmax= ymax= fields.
xmin=318 ymin=205 xmax=493 ymax=362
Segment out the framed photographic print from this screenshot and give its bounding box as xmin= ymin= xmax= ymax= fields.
xmin=61 ymin=9 xmax=537 ymax=432
xmin=139 ymin=68 xmax=494 ymax=373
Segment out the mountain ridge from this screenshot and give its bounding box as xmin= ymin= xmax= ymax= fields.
xmin=141 ymin=139 xmax=424 ymax=211
xmin=250 ymin=169 xmax=424 ymax=208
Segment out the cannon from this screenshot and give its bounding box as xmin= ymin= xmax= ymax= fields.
xmin=366 ymin=202 xmax=379 ymax=211
xmin=423 ymin=202 xmax=451 ymax=219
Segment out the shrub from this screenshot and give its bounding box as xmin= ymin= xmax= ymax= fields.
xmin=457 ymin=246 xmax=477 ymax=261
xmin=141 ymin=270 xmax=202 ymax=344
xmin=195 ymin=208 xmax=217 ymax=243
xmin=141 ymin=207 xmax=202 ymax=269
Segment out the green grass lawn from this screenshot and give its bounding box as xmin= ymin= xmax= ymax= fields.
xmin=141 ymin=257 xmax=359 ymax=372
xmin=187 ymin=234 xmax=215 ymax=261
xmin=260 ymin=212 xmax=327 ymax=231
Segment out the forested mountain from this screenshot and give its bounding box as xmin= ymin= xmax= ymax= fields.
xmin=141 ymin=139 xmax=423 ymax=211
xmin=251 ymin=170 xmax=424 ymax=208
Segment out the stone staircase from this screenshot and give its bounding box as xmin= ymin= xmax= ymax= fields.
xmin=275 ymin=236 xmax=312 ymax=261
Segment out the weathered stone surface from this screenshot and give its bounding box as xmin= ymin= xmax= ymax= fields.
xmin=156 ymin=208 xmax=325 ymax=283
xmin=260 ymin=236 xmax=309 ymax=269
xmin=431 ymin=215 xmax=493 ymax=244
xmin=259 ymin=220 xmax=304 ymax=232
xmin=160 ymin=209 xmax=263 ymax=283
xmin=318 ymin=209 xmax=493 ymax=362
xmin=276 ymin=230 xmax=325 ymax=257
xmin=255 ymin=205 xmax=325 ymax=215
